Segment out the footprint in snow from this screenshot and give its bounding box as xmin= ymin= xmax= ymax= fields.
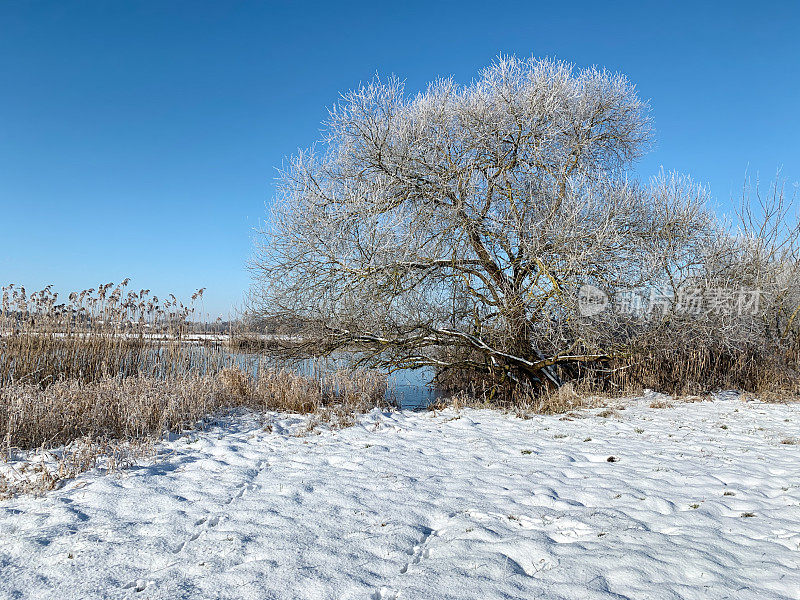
xmin=372 ymin=586 xmax=399 ymax=600
xmin=122 ymin=578 xmax=150 ymax=593
xmin=227 ymin=481 xmax=261 ymax=503
xmin=399 ymin=527 xmax=437 ymax=573
xmin=180 ymin=513 xmax=223 ymax=546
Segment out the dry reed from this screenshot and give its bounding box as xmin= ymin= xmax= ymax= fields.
xmin=0 ymin=281 xmax=224 ymax=386
xmin=1 ymin=366 xmax=391 ymax=453
xmin=0 ymin=282 xmax=394 ymax=496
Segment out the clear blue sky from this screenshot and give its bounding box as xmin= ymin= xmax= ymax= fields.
xmin=1 ymin=1 xmax=798 ymax=318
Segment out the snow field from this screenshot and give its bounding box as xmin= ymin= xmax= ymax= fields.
xmin=0 ymin=395 xmax=798 ymax=599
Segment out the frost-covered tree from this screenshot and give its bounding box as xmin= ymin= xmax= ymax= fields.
xmin=249 ymin=56 xmax=713 ymax=393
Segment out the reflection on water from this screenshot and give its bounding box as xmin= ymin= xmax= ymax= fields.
xmin=387 ymin=367 xmax=440 ymax=409
xmin=228 ymin=351 xmax=441 ymax=410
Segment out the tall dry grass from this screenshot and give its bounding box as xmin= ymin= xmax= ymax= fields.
xmin=1 ymin=367 xmax=390 ymax=453
xmin=0 ymin=365 xmax=391 ymax=498
xmin=0 ymin=281 xmax=226 ymax=386
xmin=0 ymin=282 xmax=393 ymax=498
xmin=599 ymin=343 xmax=800 ymax=396
xmin=430 ymin=339 xmax=800 ymax=412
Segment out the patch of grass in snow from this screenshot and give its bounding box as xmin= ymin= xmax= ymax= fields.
xmin=649 ymin=400 xmax=673 ymax=409
xmin=2 ymin=367 xmax=389 ymax=452
xmin=430 ymin=382 xmax=604 ymax=417
xmin=1 ymin=437 xmax=152 ymax=499
xmin=1 ymin=366 xmax=391 ymax=498
xmin=744 ymin=387 xmax=800 ymax=404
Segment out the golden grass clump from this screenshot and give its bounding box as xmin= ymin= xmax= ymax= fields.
xmin=427 ymin=382 xmax=596 ymax=417
xmin=219 ymin=367 xmax=252 ymax=400
xmin=1 ymin=366 xmax=392 ymax=454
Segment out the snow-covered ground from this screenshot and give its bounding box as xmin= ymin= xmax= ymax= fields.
xmin=1 ymin=395 xmax=799 ymax=599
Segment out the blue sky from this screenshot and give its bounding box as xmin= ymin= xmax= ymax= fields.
xmin=1 ymin=1 xmax=798 ymax=318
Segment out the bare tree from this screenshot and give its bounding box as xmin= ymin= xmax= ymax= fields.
xmin=703 ymin=176 xmax=800 ymax=351
xmin=249 ymin=56 xmax=713 ymax=393
xmin=573 ymin=169 xmax=800 ymax=396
